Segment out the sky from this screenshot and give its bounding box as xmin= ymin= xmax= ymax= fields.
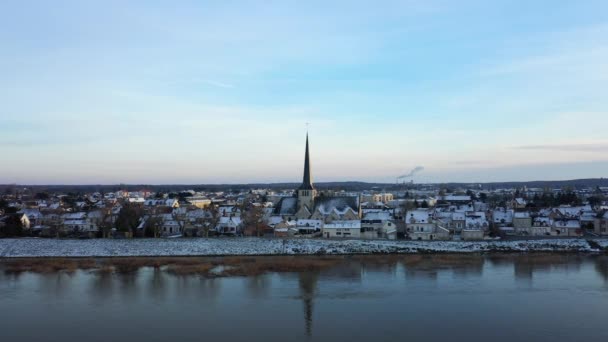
xmin=1 ymin=0 xmax=608 ymax=185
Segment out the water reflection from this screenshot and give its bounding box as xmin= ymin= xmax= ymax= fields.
xmin=298 ymin=271 xmax=319 ymax=337
xmin=594 ymin=256 xmax=608 ymax=283
xmin=246 ymin=274 xmax=271 ymax=297
xmin=2 ymin=254 xmax=608 ymax=342
xmin=512 ymin=255 xmax=585 ymax=282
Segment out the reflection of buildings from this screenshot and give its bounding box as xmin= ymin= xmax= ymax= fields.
xmin=246 ymin=274 xmax=271 ymax=297
xmin=298 ymin=271 xmax=319 ymax=337
xmin=513 ymin=255 xmax=584 ymax=282
xmin=595 ymin=257 xmax=608 ymax=283
xmin=403 ymin=255 xmax=484 ymax=280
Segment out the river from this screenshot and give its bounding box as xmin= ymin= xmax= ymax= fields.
xmin=1 ymin=254 xmax=608 ymax=341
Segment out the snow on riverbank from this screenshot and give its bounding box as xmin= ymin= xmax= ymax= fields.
xmin=0 ymin=238 xmax=605 ymax=257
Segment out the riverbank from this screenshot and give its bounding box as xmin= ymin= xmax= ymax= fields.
xmin=3 ymin=253 xmax=605 ymax=277
xmin=1 ymin=237 xmax=607 ymax=257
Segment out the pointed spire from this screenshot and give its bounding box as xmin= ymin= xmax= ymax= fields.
xmin=300 ymin=133 xmax=314 ymax=190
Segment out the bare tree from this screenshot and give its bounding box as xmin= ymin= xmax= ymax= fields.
xmin=242 ymin=205 xmax=267 ymax=237
xmin=97 ymin=206 xmax=114 ymax=238
xmin=197 ymin=204 xmax=221 ymax=237
xmin=144 ymin=215 xmax=164 ymax=238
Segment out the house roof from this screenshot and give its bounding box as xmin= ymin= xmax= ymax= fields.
xmin=274 ymin=197 xmax=298 ymax=215
xmin=324 ymin=220 xmax=361 ymax=229
xmin=362 ymin=211 xmax=392 ymax=221
xmin=314 ymin=196 xmax=359 ymax=214
xmin=407 ymin=210 xmax=431 ymax=223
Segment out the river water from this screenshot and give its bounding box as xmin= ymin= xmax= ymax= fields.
xmin=1 ymin=254 xmax=608 ymax=342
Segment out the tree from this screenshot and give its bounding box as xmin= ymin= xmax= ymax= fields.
xmin=242 ymin=205 xmax=267 ymax=237
xmin=115 ymin=203 xmax=143 ymax=237
xmin=1 ymin=214 xmax=24 ymax=237
xmin=144 ymin=215 xmax=164 ymax=238
xmin=479 ymin=193 xmax=488 ymax=203
xmin=199 ymin=205 xmax=220 ymax=238
xmin=589 ymin=195 xmax=605 ymax=207
xmin=35 ymin=192 xmax=50 ymax=200
xmin=420 ymin=200 xmax=429 ymax=208
xmin=97 ymin=207 xmax=115 ymax=238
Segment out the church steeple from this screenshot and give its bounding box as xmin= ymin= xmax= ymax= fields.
xmin=299 ymin=133 xmax=314 ymax=190
xmin=296 ymin=132 xmax=316 ymax=215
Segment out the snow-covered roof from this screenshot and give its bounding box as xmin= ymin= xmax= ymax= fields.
xmin=514 ymin=198 xmax=527 ymax=205
xmin=19 ymin=209 xmax=42 ymax=218
xmin=534 ymin=217 xmax=553 ymax=226
xmin=64 ymin=219 xmax=88 ymax=225
xmin=62 ymin=212 xmax=87 ymax=220
xmin=362 ymin=211 xmax=392 ymax=221
xmin=324 ymin=220 xmax=361 ymax=229
xmin=407 ymin=210 xmax=432 ymax=224
xmin=553 ymin=220 xmax=581 ymax=228
xmin=442 ymin=195 xmax=471 ymax=202
xmin=267 ymin=216 xmax=284 ymax=225
xmin=296 ymin=219 xmax=323 ymax=228
xmin=492 ymin=210 xmax=514 ymax=224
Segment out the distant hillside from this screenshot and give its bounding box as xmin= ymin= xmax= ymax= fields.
xmin=1 ymin=178 xmax=607 ymax=195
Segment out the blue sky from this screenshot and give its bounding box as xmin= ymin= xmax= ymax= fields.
xmin=1 ymin=0 xmax=608 ymax=184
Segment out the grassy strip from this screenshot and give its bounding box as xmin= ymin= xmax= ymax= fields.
xmin=1 ymin=253 xmax=597 ymax=277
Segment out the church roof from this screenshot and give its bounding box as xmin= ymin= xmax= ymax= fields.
xmin=299 ymin=133 xmax=314 ymax=190
xmin=314 ymin=196 xmax=359 ymax=214
xmin=274 ymin=197 xmax=298 ymax=215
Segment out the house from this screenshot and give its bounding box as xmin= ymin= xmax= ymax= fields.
xmin=492 ymin=209 xmax=514 ymax=227
xmin=461 ymin=228 xmax=484 ymax=240
xmin=361 ymin=211 xmax=396 ymax=239
xmin=63 ymin=219 xmax=98 ymax=234
xmin=440 ymin=195 xmax=472 ymax=204
xmin=513 ymin=212 xmax=537 ymax=235
xmin=435 ymin=210 xmax=466 ymax=233
xmin=274 ymin=220 xmax=297 ymax=238
xmin=529 ymin=216 xmax=553 ymax=236
xmin=216 ymin=216 xmax=242 ymax=235
xmin=406 ymin=209 xmax=449 ymax=240
xmin=551 ymin=219 xmax=582 ymax=237
xmin=19 ymin=209 xmax=42 ymax=226
xmin=322 ymin=220 xmax=361 ymax=238
xmin=295 ymin=219 xmax=323 ymax=236
xmin=159 ymin=213 xmax=183 ymax=236
xmin=188 ymin=196 xmax=212 ymax=209
xmin=461 ymin=212 xmax=489 ymax=240
xmin=61 ymin=212 xmax=98 ymax=234
xmin=511 ymin=198 xmax=527 ymax=210
xmin=593 ymin=212 xmax=608 ymax=236
xmin=144 ymin=198 xmax=180 ymax=208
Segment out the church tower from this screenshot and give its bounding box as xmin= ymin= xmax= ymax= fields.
xmin=297 ymin=133 xmax=316 ymax=214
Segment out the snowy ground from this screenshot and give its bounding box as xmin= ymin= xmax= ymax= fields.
xmin=0 ymin=238 xmax=606 ymax=257
xmin=595 ymin=239 xmax=608 ymax=249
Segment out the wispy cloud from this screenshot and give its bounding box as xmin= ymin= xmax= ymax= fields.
xmin=512 ymin=143 xmax=608 ymax=152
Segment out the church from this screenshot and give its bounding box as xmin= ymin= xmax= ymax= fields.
xmin=274 ymin=134 xmax=361 ymax=222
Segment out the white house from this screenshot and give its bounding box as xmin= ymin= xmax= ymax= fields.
xmin=216 ymin=216 xmax=242 ymax=235
xmin=551 ymin=219 xmax=582 ymax=237
xmin=406 ymin=210 xmax=449 ymax=240
xmin=322 ymin=220 xmax=361 ymax=238
xmin=594 ymin=212 xmax=608 ymax=236
xmin=361 ymin=211 xmax=396 ymax=239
